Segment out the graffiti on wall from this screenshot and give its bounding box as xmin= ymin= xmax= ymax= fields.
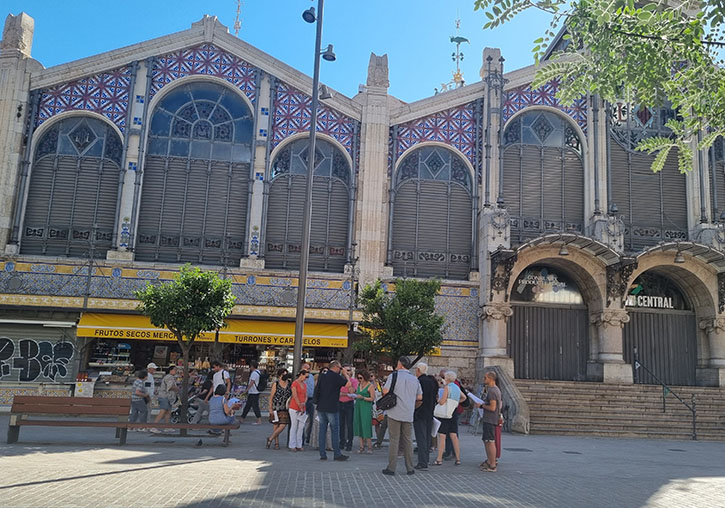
xmin=0 ymin=338 xmax=75 ymax=382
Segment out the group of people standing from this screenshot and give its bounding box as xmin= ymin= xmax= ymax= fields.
xmin=259 ymin=356 xmax=502 ymax=475
xmin=128 ymin=355 xmax=503 ymax=474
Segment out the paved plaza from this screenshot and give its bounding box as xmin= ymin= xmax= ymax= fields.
xmin=0 ymin=415 xmax=724 ymax=508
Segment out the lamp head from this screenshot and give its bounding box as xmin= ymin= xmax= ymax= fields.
xmin=674 ymin=250 xmax=685 ymax=264
xmin=321 ymin=44 xmax=336 ymax=62
xmin=558 ymin=244 xmax=569 ymax=256
xmin=302 ymin=7 xmax=316 ymax=23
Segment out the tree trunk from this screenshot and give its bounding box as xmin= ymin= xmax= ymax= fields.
xmin=179 ymin=341 xmax=191 ymax=437
xmin=212 ymin=329 xmax=222 ymax=361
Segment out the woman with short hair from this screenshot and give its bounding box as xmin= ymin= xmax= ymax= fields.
xmin=353 ymin=369 xmax=374 ymax=453
xmin=433 ymin=370 xmax=464 ymax=466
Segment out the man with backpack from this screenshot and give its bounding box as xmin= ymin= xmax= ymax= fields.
xmin=240 ymin=360 xmax=265 ymax=425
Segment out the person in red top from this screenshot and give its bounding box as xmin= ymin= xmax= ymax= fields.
xmin=338 ymin=364 xmax=358 ymax=452
xmin=288 ymin=369 xmax=310 ymax=451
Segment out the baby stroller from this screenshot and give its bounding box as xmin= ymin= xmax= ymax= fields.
xmin=171 ymin=395 xmax=199 ymax=424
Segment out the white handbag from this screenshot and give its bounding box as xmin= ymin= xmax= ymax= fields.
xmin=434 ymin=397 xmax=458 ymax=419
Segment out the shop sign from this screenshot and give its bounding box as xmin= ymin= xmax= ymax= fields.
xmin=0 ymin=337 xmax=75 ymax=382
xmin=625 ymin=295 xmax=674 ymax=309
xmin=77 ymin=313 xmax=349 ymax=348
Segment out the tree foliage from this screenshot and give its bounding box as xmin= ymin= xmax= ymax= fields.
xmin=135 ymin=264 xmax=236 ymax=424
xmin=474 ymin=0 xmax=725 ymax=172
xmin=355 ymin=278 xmax=445 ymax=365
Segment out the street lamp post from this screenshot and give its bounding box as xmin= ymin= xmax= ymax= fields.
xmin=293 ymin=0 xmax=335 ymax=376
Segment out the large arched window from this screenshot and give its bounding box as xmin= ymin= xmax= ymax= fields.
xmin=608 ymin=103 xmax=687 ymax=251
xmin=502 ymin=110 xmax=584 ymax=245
xmin=390 ymin=146 xmax=473 ymax=280
xmin=265 ymin=138 xmax=351 ymax=273
xmin=136 ymin=82 xmax=253 ymax=265
xmin=21 ymin=116 xmax=122 ymax=258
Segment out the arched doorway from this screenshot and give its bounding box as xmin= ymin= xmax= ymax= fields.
xmin=507 ymin=264 xmax=589 ymax=380
xmin=623 ymin=270 xmax=697 ymax=386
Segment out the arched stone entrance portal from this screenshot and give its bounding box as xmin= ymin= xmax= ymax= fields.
xmin=508 ymin=264 xmax=589 ymax=380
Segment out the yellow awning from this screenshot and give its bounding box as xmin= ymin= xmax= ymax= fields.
xmin=77 ymin=313 xmax=348 ymax=348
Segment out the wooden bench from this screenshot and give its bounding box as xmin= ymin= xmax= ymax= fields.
xmin=126 ymin=422 xmax=240 ymax=446
xmin=7 ymin=396 xmax=241 ymax=446
xmin=7 ymin=396 xmax=132 ymax=445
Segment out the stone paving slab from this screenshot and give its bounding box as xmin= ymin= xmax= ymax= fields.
xmin=0 ymin=415 xmax=724 ymax=507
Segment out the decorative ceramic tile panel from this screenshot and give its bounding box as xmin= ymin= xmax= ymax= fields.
xmin=502 ymin=80 xmax=588 ymax=133
xmin=435 ymin=291 xmax=479 ymax=346
xmin=149 ymin=43 xmax=257 ymax=104
xmin=0 ymin=262 xmax=352 ymax=311
xmin=36 ymin=67 xmax=133 ymax=131
xmin=271 ymin=82 xmax=357 ymax=156
xmin=394 ymin=102 xmax=477 ymax=166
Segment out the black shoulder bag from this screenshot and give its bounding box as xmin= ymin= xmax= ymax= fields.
xmin=375 ymin=371 xmax=398 ymax=411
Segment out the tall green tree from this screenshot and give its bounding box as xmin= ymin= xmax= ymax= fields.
xmin=475 ymin=0 xmax=725 ymax=172
xmin=136 ymin=265 xmax=236 ymax=425
xmin=356 ymin=278 xmax=445 ymax=365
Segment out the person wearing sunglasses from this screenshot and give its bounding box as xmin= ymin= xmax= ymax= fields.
xmin=288 ymin=369 xmax=310 ymax=451
xmin=352 ymin=369 xmax=375 ymax=453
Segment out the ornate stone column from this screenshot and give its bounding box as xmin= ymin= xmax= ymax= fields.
xmin=698 ymin=317 xmax=725 ymax=387
xmin=0 ymin=13 xmax=42 ymax=254
xmin=590 ymin=309 xmax=633 ymax=383
xmin=356 ymin=53 xmax=391 ymax=288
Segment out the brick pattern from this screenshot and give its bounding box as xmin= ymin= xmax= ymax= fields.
xmin=36 ymin=67 xmax=133 ymax=131
xmin=149 ymin=43 xmax=257 ymax=104
xmin=503 ymin=80 xmax=588 ymax=133
xmin=271 ymin=82 xmax=357 ymax=156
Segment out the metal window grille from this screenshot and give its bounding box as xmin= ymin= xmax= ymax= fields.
xmin=607 ymin=103 xmax=687 ymax=251
xmin=265 ymin=138 xmax=351 ymax=273
xmin=135 ymin=82 xmax=253 ymax=265
xmin=502 ymin=110 xmax=584 ymax=246
xmin=390 ymin=146 xmax=473 ymax=280
xmin=21 ymin=117 xmax=122 ymax=258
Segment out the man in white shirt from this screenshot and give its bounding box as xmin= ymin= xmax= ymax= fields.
xmin=240 ymin=359 xmax=262 ymax=425
xmin=211 ymin=360 xmax=231 ymax=394
xmin=145 ymin=363 xmax=157 ymax=401
xmin=382 ymin=356 xmax=422 ymax=476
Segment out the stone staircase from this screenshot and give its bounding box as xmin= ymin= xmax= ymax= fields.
xmin=514 ymin=380 xmax=725 ymax=441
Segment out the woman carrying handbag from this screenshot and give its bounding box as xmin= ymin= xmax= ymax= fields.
xmin=266 ymin=368 xmax=292 ymax=450
xmin=433 ymin=371 xmax=466 ymax=466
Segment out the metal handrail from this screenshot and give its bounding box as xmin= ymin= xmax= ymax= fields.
xmin=633 ymin=347 xmax=697 ymax=440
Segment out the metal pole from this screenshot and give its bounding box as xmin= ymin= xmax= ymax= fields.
xmin=293 ymin=0 xmax=325 ymax=377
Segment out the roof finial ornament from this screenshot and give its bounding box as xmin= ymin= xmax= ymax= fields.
xmin=435 ymin=15 xmax=469 ymax=95
xmin=234 ymin=0 xmax=242 ymax=37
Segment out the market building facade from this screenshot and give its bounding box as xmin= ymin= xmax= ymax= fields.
xmin=1 ymin=12 xmax=724 ymax=405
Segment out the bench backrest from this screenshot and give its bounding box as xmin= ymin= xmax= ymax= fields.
xmin=10 ymin=396 xmax=131 ymax=417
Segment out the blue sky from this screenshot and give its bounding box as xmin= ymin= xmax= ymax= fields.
xmin=4 ymin=0 xmax=552 ymax=103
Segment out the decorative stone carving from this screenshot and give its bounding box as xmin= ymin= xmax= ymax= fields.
xmin=1 ymin=13 xmax=34 ymax=56
xmin=478 ymin=302 xmax=513 ymax=321
xmin=699 ymin=317 xmax=725 ymax=335
xmin=590 ymin=310 xmax=630 ymax=329
xmin=719 ymin=272 xmax=725 ymax=314
xmin=482 ymin=206 xmax=510 ymax=250
xmin=366 ymin=53 xmax=389 ymax=88
xmin=591 ymin=214 xmax=625 ymax=253
xmin=606 ymin=259 xmax=637 ymax=307
xmin=489 ymin=249 xmax=517 ymax=300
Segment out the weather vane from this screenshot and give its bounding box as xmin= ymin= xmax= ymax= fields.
xmin=234 ymin=0 xmax=243 ymax=37
xmin=435 ymin=17 xmax=470 ymax=94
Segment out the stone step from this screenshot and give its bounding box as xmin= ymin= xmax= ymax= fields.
xmin=527 ymin=427 xmax=724 ymax=441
